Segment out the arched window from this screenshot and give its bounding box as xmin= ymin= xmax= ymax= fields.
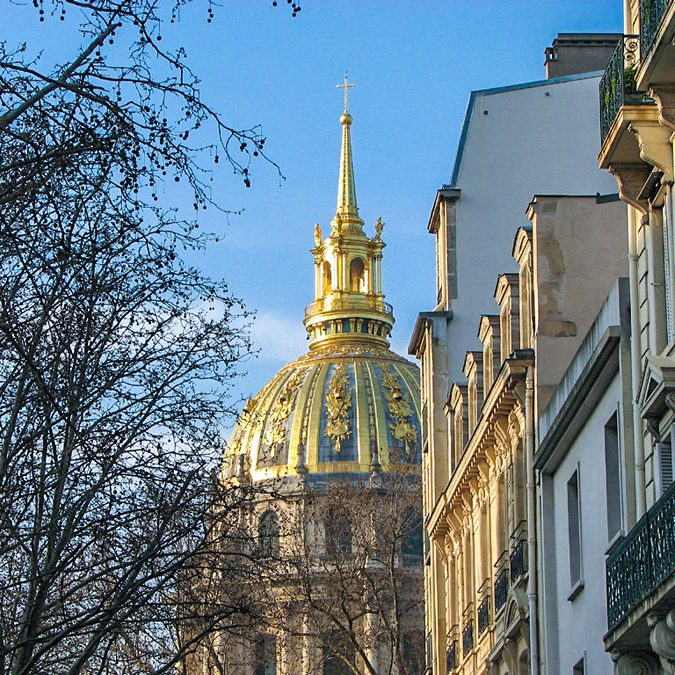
xmin=349 ymin=257 xmax=366 ymax=292
xmin=259 ymin=510 xmax=280 ymax=557
xmin=254 ymin=634 xmax=277 ymax=675
xmin=402 ymin=631 xmax=425 ymax=675
xmin=322 ymin=261 xmax=332 ymax=295
xmin=402 ymin=507 xmax=423 ymax=562
xmin=322 ymin=636 xmax=355 ymax=675
xmin=325 ymin=509 xmax=352 ymax=556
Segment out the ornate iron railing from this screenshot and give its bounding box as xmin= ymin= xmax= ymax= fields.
xmin=599 ymin=35 xmax=654 ymax=144
xmin=606 ymin=480 xmax=675 ymax=629
xmin=462 ymin=618 xmax=474 ymax=657
xmin=477 ymin=595 xmax=490 ymax=635
xmin=510 ymin=537 xmax=526 ymax=582
xmin=494 ymin=566 xmax=508 ymax=613
xmin=641 ymin=0 xmax=671 ymax=55
xmin=446 ymin=641 xmax=457 ymax=672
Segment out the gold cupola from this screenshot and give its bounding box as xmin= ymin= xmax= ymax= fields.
xmin=303 ymin=76 xmax=394 ymax=349
xmin=223 ymin=79 xmax=419 ymax=483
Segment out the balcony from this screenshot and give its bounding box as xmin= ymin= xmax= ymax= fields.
xmin=599 ymin=35 xmax=655 ymax=148
xmin=304 ymin=295 xmax=393 ymax=319
xmin=477 ymin=595 xmax=490 ymax=635
xmin=509 ymin=523 xmax=527 ymax=583
xmin=494 ymin=551 xmax=509 ymax=614
xmin=641 ymin=0 xmax=670 ymax=55
xmin=636 ymin=0 xmax=675 ymax=90
xmin=445 ymin=640 xmax=457 ymax=672
xmin=462 ymin=618 xmax=474 ymax=658
xmin=606 ymin=480 xmax=675 ymax=631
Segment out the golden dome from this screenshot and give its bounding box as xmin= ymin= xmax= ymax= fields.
xmin=225 ymin=342 xmax=420 ymax=481
xmin=224 ymin=84 xmax=420 ymax=482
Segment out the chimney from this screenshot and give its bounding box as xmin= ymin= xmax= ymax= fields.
xmin=544 ymin=33 xmax=622 ymax=79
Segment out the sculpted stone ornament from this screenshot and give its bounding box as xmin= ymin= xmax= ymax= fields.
xmin=324 ymin=364 xmax=352 ymax=452
xmin=264 ymin=371 xmax=304 ymax=457
xmin=382 ymin=365 xmax=417 ymax=456
xmin=374 ymin=217 xmax=384 ymax=242
xmin=314 ymin=223 xmax=323 ymax=247
xmin=333 ymin=212 xmax=343 ymax=235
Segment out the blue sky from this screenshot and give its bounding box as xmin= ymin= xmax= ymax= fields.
xmin=5 ymin=1 xmax=623 ymax=418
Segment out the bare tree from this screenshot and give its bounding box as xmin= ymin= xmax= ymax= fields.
xmin=0 ymin=1 xmax=301 ymax=673
xmin=226 ymin=471 xmax=425 ymax=675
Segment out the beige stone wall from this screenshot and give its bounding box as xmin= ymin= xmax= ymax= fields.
xmin=527 ymin=196 xmax=628 ymax=413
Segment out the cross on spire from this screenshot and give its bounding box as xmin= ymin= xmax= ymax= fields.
xmin=337 ymin=73 xmax=356 ymax=113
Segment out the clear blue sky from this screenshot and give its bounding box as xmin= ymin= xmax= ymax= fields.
xmin=5 ymin=1 xmax=623 ymax=418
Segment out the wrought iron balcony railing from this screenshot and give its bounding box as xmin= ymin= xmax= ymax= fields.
xmin=494 ymin=566 xmax=508 ymax=613
xmin=599 ymin=35 xmax=655 ymax=144
xmin=606 ymin=480 xmax=675 ymax=630
xmin=477 ymin=595 xmax=490 ymax=635
xmin=462 ymin=618 xmax=474 ymax=657
xmin=446 ymin=641 xmax=457 ymax=672
xmin=510 ymin=537 xmax=526 ymax=582
xmin=641 ymin=0 xmax=671 ymax=55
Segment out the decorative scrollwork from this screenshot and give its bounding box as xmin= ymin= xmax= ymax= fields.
xmin=263 ymin=371 xmax=304 ymax=456
xmin=324 ymin=364 xmax=352 ymax=452
xmin=382 ymin=365 xmax=417 ymax=456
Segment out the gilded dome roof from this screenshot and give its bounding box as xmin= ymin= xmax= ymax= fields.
xmin=225 ymin=89 xmax=420 ymax=482
xmin=224 ymin=342 xmax=420 ymax=482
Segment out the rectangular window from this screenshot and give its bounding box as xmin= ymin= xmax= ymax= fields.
xmin=604 ymin=412 xmax=623 ymax=541
xmin=567 ymin=468 xmax=582 ymax=588
xmin=656 ymin=430 xmax=674 ymax=496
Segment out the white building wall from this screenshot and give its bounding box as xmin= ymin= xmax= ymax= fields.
xmin=546 ymin=374 xmax=620 ymax=675
xmin=447 ymin=73 xmax=618 ymax=384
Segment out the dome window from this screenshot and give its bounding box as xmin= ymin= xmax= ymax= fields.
xmin=325 ymin=509 xmax=352 ymax=556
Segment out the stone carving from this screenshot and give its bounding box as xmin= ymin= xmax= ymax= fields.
xmin=612 ymin=650 xmax=660 ymax=675
xmin=264 ymin=371 xmax=304 ymax=457
xmin=649 ymin=610 xmax=675 ymax=672
xmin=314 ymin=223 xmax=323 ymax=247
xmin=382 ymin=365 xmax=417 ymax=456
xmin=374 ymin=216 xmax=384 ymax=242
xmin=324 ymin=364 xmax=352 ymax=452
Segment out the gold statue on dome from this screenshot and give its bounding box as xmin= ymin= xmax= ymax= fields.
xmin=314 ymin=223 xmax=322 ymax=247
xmin=333 ymin=212 xmax=343 ymax=235
xmin=374 ymin=217 xmax=384 ymax=242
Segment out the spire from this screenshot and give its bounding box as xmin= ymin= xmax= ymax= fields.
xmin=303 ymin=78 xmax=393 ymax=350
xmin=336 ymin=74 xmax=361 ymax=225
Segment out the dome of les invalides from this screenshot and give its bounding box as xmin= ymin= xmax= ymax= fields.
xmin=223 ymin=89 xmax=421 ymax=483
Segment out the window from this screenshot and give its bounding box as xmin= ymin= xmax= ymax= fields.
xmin=259 ymin=510 xmax=280 ymax=557
xmin=656 ymin=429 xmax=674 ymax=496
xmin=325 ymin=509 xmax=352 ymax=556
xmin=402 ymin=508 xmax=423 ymax=562
xmin=604 ymin=412 xmax=623 ymax=541
xmin=567 ymin=468 xmax=582 ymax=589
xmin=254 ymin=634 xmax=277 ymax=675
xmin=401 ymin=631 xmax=424 ymax=675
xmin=573 ymin=655 xmax=586 ymax=675
xmin=322 ymin=636 xmax=354 ymax=675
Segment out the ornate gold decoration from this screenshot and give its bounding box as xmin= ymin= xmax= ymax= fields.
xmin=263 ymin=371 xmax=304 ymax=457
xmin=382 ymin=366 xmax=417 ymax=454
xmin=324 ymin=364 xmax=352 ymax=452
xmin=314 ymin=223 xmax=322 ymax=247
